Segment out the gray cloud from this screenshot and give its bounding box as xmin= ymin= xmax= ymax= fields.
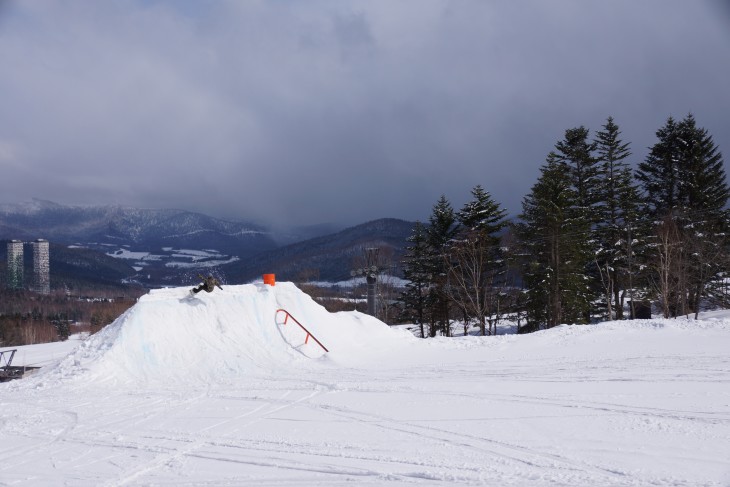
xmin=1 ymin=0 xmax=728 ymax=227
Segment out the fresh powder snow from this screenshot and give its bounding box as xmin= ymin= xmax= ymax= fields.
xmin=1 ymin=282 xmax=729 ymax=486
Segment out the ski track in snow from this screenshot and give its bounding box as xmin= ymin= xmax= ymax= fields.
xmin=1 ymin=283 xmax=730 ymax=486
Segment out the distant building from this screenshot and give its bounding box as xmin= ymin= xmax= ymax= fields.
xmin=6 ymin=240 xmax=24 ymax=289
xmin=31 ymin=239 xmax=50 ymax=295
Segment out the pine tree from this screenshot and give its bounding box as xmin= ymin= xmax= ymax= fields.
xmin=676 ymin=114 xmax=729 ymax=222
xmin=457 ymin=185 xmax=507 ymax=238
xmin=426 ymin=195 xmax=459 ymax=336
xmin=400 ymin=221 xmax=431 ymax=338
xmin=516 ymin=155 xmax=592 ymax=329
xmin=675 ymin=114 xmax=730 ymax=315
xmin=554 ymin=126 xmax=602 ymax=321
xmin=450 ymin=185 xmax=508 ymax=335
xmin=637 ymin=114 xmax=730 ymax=316
xmin=551 ymin=126 xmax=602 ymax=319
xmin=636 ymin=116 xmax=681 ymax=217
xmin=553 ymin=126 xmax=601 ymax=222
xmin=636 ymin=116 xmax=683 ymax=316
xmin=593 ymin=117 xmax=643 ymax=319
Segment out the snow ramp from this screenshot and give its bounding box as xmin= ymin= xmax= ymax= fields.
xmin=38 ymin=282 xmax=414 ymax=386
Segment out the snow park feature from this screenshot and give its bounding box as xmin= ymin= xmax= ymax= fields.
xmin=1 ymin=283 xmax=730 ymax=486
xmin=275 ymin=308 xmax=329 ymax=356
xmin=0 ymin=349 xmax=39 ymax=382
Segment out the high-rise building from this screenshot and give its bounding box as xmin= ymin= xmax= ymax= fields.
xmin=31 ymin=239 xmax=50 ymax=295
xmin=6 ymin=240 xmax=24 ymax=289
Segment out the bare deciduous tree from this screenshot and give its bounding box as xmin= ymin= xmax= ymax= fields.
xmin=651 ymin=215 xmax=685 ymax=318
xmin=444 ymin=230 xmax=502 ymax=335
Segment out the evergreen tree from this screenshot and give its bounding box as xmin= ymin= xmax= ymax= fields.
xmin=451 ymin=185 xmax=508 ymax=335
xmin=551 ymin=126 xmax=602 ymax=318
xmin=516 ymin=155 xmax=592 ymax=329
xmin=636 ymin=116 xmax=683 ymax=316
xmin=426 ymin=195 xmax=459 ymax=336
xmin=400 ymin=221 xmax=431 ymax=338
xmin=552 ymin=126 xmax=601 ymax=221
xmin=675 ymin=114 xmax=730 ymax=315
xmin=457 ymin=185 xmax=507 ymax=238
xmin=675 ymin=114 xmax=729 ymax=221
xmin=637 ymin=114 xmax=730 ymax=316
xmin=593 ymin=117 xmax=643 ymax=319
xmin=636 ymin=116 xmax=681 ymax=217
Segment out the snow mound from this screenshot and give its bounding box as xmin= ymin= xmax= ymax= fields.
xmin=28 ymin=282 xmax=413 ymax=387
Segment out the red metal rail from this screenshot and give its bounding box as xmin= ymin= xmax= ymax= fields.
xmin=275 ymin=309 xmax=329 ymax=353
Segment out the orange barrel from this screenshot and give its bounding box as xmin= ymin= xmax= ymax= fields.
xmin=263 ymin=273 xmax=276 ymax=286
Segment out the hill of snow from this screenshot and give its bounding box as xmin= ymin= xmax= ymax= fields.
xmin=1 ymin=283 xmax=729 ymax=486
xmin=25 ymin=283 xmax=412 ymax=387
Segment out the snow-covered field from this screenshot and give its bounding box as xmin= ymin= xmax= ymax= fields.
xmin=1 ymin=283 xmax=729 ymax=486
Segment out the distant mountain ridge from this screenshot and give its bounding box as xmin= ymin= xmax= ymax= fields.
xmin=0 ymin=200 xmax=415 ymax=288
xmin=0 ymin=199 xmax=272 ymax=253
xmin=0 ymin=199 xmax=278 ymax=286
xmin=224 ymin=218 xmax=415 ymax=283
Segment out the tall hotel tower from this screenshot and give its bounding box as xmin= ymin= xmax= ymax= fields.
xmin=31 ymin=239 xmax=50 ymax=295
xmin=6 ymin=240 xmax=24 ymax=289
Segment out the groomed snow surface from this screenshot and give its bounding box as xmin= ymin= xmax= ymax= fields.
xmin=1 ymin=282 xmax=729 ymax=486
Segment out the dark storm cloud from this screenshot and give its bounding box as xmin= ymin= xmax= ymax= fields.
xmin=0 ymin=1 xmax=728 ymax=227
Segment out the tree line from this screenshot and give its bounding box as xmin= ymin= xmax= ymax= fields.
xmin=398 ymin=114 xmax=730 ymax=337
xmin=0 ymin=288 xmax=143 ymax=347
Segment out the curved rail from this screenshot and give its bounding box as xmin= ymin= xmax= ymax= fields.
xmin=275 ymin=309 xmax=329 ymax=353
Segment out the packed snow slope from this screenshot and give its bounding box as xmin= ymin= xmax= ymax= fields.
xmin=1 ymin=283 xmax=729 ymax=486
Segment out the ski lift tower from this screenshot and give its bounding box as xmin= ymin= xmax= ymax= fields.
xmin=351 ymin=247 xmax=381 ymax=316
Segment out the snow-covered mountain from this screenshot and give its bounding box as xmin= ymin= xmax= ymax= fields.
xmin=0 ymin=200 xmax=415 ymax=287
xmin=0 ymin=199 xmax=278 ymax=286
xmin=0 ymin=199 xmax=273 ymax=250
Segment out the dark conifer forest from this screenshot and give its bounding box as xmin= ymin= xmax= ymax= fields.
xmin=399 ymin=114 xmax=730 ymax=336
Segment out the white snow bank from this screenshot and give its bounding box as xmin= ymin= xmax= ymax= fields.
xmin=20 ymin=282 xmax=413 ymax=387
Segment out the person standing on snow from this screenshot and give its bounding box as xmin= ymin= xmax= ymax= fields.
xmin=191 ymin=274 xmax=223 ymax=295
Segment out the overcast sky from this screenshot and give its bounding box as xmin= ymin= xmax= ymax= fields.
xmin=1 ymin=1 xmax=729 ymax=228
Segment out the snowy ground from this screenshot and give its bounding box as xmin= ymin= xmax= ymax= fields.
xmin=105 ymin=246 xmax=239 ymax=271
xmin=1 ymin=283 xmax=729 ymax=486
